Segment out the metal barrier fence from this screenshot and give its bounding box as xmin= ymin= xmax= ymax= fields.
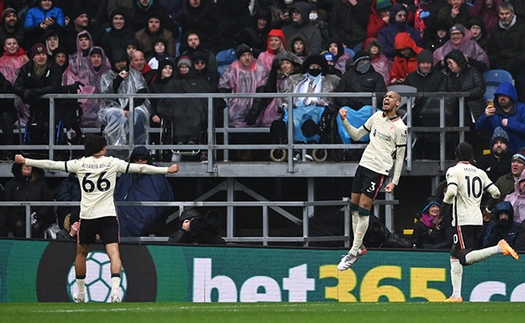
xmin=0 ymin=91 xmax=468 ymax=243
xmin=0 ymin=91 xmax=468 ymax=173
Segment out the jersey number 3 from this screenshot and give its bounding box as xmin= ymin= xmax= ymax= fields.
xmin=82 ymin=172 xmax=111 ymax=193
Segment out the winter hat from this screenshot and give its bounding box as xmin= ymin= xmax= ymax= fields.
xmin=491 ymin=126 xmax=510 ymax=146
xmin=192 ymin=50 xmax=208 ymax=63
xmin=512 ymin=152 xmax=525 ymax=164
xmin=2 ymin=7 xmax=16 ymax=19
xmin=29 ymin=43 xmax=46 ymax=59
xmin=89 ymin=47 xmax=103 ymax=57
xmin=235 ymin=43 xmax=252 ymax=60
xmin=455 ymin=142 xmax=473 ymax=161
xmin=376 ymin=0 xmax=393 ymax=11
xmin=352 ymin=50 xmax=370 ymax=65
xmin=177 ymin=55 xmax=192 ymax=68
xmin=417 ymin=49 xmax=433 ymax=64
xmin=70 ymin=7 xmax=88 ymax=21
xmin=449 ymin=23 xmax=465 ymax=35
xmin=420 ymin=196 xmax=442 ymax=214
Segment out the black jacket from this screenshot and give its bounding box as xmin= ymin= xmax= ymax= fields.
xmin=335 ymin=65 xmax=386 ymax=109
xmin=13 ymin=60 xmax=62 ymax=118
xmin=168 ymin=209 xmax=225 ymax=245
xmin=0 ymin=163 xmax=54 ymax=237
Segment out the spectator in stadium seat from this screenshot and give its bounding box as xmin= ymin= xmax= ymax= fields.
xmin=218 ymin=44 xmax=269 ymax=129
xmin=179 ymin=30 xmax=218 ymax=73
xmin=43 ymin=30 xmax=60 ymax=56
xmin=433 ymin=23 xmax=489 ymax=74
xmin=13 ymin=43 xmax=62 ymax=145
xmin=0 ymin=72 xmax=15 ymax=160
xmin=99 ymin=49 xmax=150 ymax=145
xmin=468 ymin=17 xmax=489 ymax=51
xmin=129 ymin=50 xmax=156 ymax=85
xmin=390 ymin=32 xmax=423 ymax=84
xmin=412 ymin=196 xmax=453 ymax=249
xmin=134 ymin=12 xmax=176 ymax=58
xmin=335 ymin=50 xmax=386 ymax=110
xmin=129 ymin=0 xmax=178 ymax=37
xmin=405 ymin=49 xmax=445 ymax=92
xmin=442 ymin=49 xmax=486 ymax=123
xmin=146 ymin=37 xmax=171 ymax=70
xmin=63 ymin=7 xmax=98 ymax=55
xmin=24 ymin=0 xmax=66 ymax=46
xmin=504 ymin=171 xmax=525 ymax=225
xmin=326 ymin=38 xmax=352 ymax=76
xmin=0 ymin=163 xmax=54 ymax=238
xmin=482 ymin=149 xmax=525 ymax=216
xmin=192 ymin=50 xmax=220 ymax=90
xmin=257 ymin=28 xmax=287 ymax=71
xmin=0 ymin=36 xmax=29 ymax=85
xmin=377 ymin=3 xmax=424 ymax=61
xmin=233 ymin=6 xmax=272 ymax=59
xmin=329 ymin=0 xmax=371 ymax=52
xmin=476 ymin=82 xmax=525 ymax=155
xmin=364 ymin=37 xmax=392 ymax=86
xmin=69 ymin=30 xmax=95 ymax=81
xmin=487 ymin=2 xmax=525 ymax=103
xmin=469 ymin=0 xmax=501 ymax=38
xmin=475 ymin=127 xmax=512 ymax=183
xmin=179 ymin=0 xmax=219 ymax=52
xmin=367 ymin=0 xmax=393 ymax=39
xmin=282 ymin=1 xmax=322 ymax=55
xmin=482 ymin=201 xmax=520 ymax=248
xmin=437 ymin=0 xmax=470 ymax=27
xmin=100 ymin=10 xmax=136 ymax=62
xmin=115 ymin=146 xmax=174 ymax=237
xmin=287 ymin=33 xmax=310 ymax=62
xmin=0 ymin=7 xmax=27 ymax=56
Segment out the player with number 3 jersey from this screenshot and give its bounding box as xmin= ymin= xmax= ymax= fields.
xmin=14 ymin=135 xmax=179 ymax=303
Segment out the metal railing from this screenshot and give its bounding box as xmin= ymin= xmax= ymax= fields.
xmin=1 ymin=91 xmax=469 ymax=173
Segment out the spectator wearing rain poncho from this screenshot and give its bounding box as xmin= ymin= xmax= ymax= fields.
xmin=218 ymin=43 xmax=269 ymax=128
xmin=98 ymin=49 xmax=149 ymax=145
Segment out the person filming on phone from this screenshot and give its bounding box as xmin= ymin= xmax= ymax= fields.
xmin=476 ymin=82 xmax=525 ymax=154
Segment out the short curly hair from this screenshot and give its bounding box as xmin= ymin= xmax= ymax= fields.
xmin=84 ymin=135 xmax=107 ymax=157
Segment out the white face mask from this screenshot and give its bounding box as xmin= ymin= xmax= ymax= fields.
xmin=284 ymin=0 xmax=294 ymax=4
xmin=309 ymin=13 xmax=318 ymax=21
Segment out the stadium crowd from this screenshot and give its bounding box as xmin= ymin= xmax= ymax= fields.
xmin=1 ymin=0 xmax=525 ymax=246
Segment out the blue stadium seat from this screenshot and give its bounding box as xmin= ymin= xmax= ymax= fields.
xmin=344 ymin=47 xmax=354 ymax=58
xmin=483 ymin=69 xmax=514 ymax=102
xmin=216 ymin=48 xmax=236 ymax=76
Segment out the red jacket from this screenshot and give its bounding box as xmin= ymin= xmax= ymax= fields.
xmin=391 ymin=32 xmax=422 ymax=81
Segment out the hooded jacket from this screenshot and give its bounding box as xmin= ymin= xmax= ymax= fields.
xmin=377 ymin=3 xmax=424 ymax=60
xmin=282 ymin=2 xmax=322 ymax=55
xmin=100 ymin=10 xmax=136 ymax=60
xmin=476 ymin=82 xmax=525 ymax=154
xmin=115 ymin=146 xmax=174 ymax=237
xmin=257 ymin=28 xmax=286 ymax=70
xmin=134 ymin=12 xmax=176 ymax=57
xmin=412 ymin=196 xmax=452 ymax=249
xmin=482 ymin=200 xmax=520 ymax=248
xmin=504 ymin=171 xmax=525 ymax=224
xmin=287 ymin=33 xmax=311 ymax=61
xmin=391 ymin=32 xmax=423 ymax=81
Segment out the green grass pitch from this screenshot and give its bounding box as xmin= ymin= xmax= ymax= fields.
xmin=1 ymin=302 xmax=524 ymax=323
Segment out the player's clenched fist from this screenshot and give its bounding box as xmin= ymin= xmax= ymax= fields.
xmin=167 ymin=164 xmax=179 ymax=173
